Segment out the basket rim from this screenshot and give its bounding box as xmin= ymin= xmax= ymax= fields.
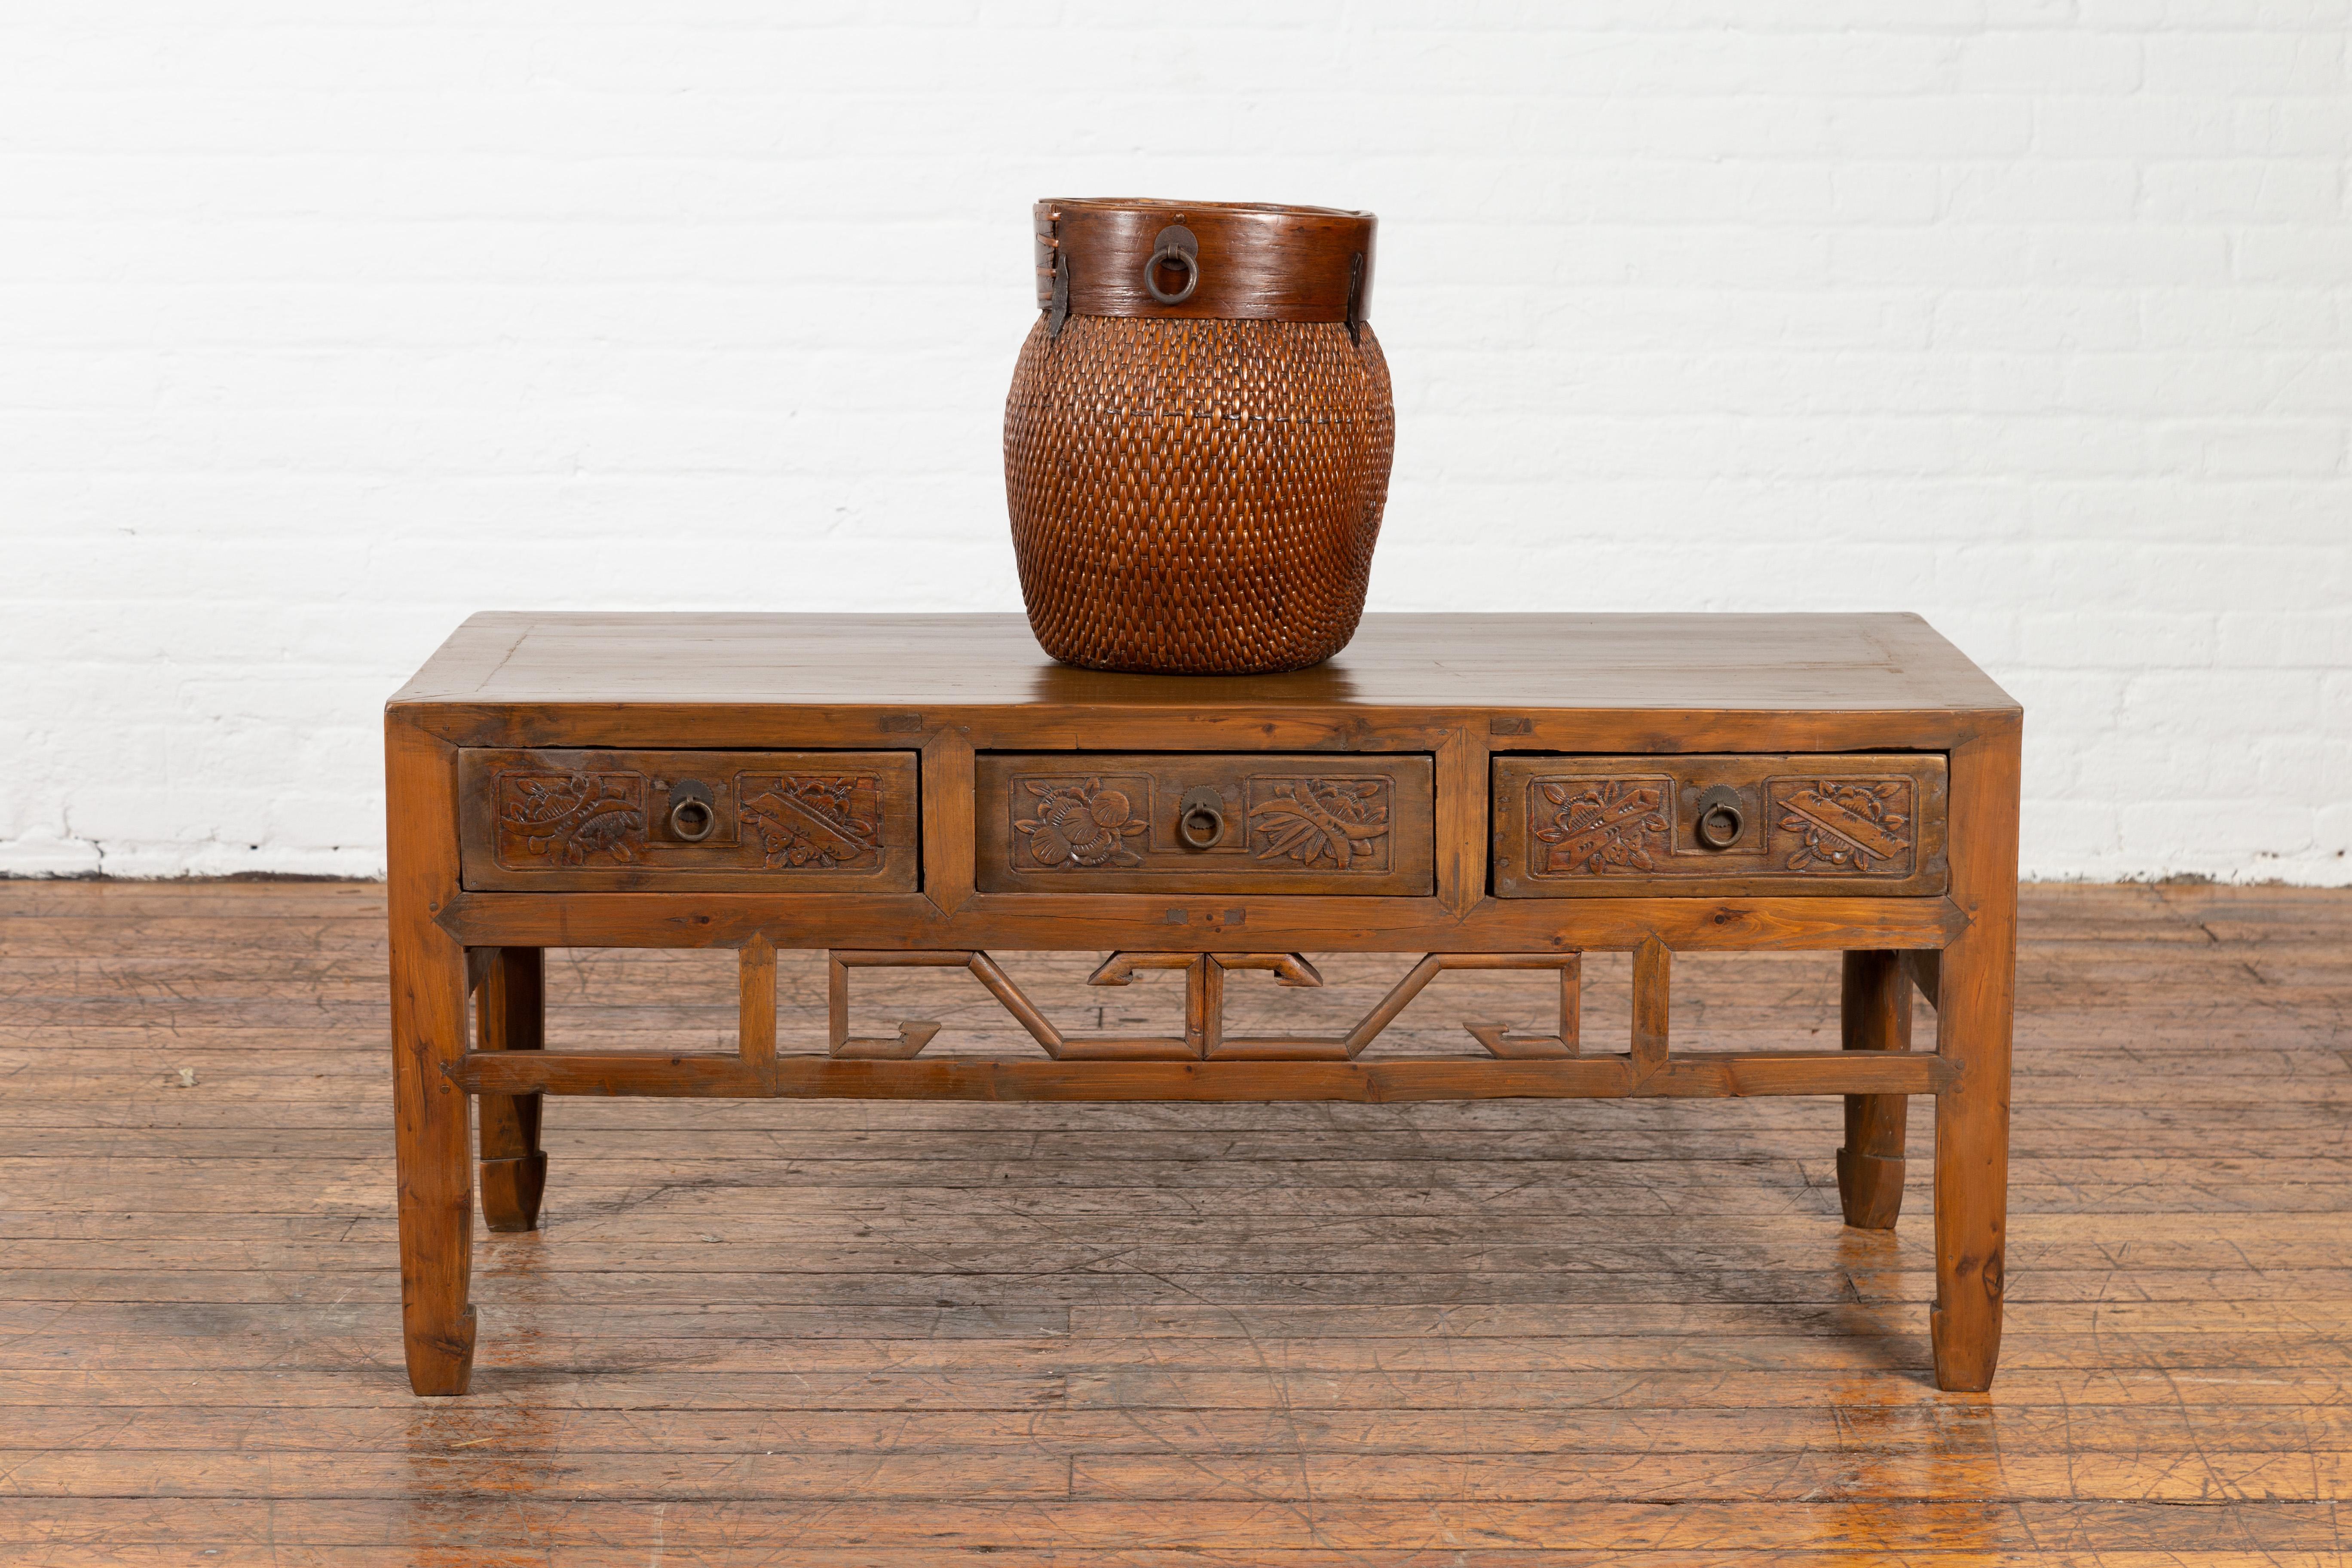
xmin=1038 ymin=196 xmax=1374 ymax=220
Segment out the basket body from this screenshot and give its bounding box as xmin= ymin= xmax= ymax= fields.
xmin=1004 ymin=199 xmax=1394 ymax=675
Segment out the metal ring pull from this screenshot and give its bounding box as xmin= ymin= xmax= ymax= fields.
xmin=1178 ymin=803 xmax=1225 ymax=849
xmin=668 ymin=782 xmax=717 ymax=843
xmin=1692 ymin=785 xmax=1744 ymax=851
xmin=1176 ymin=785 xmax=1228 ymax=850
xmin=1144 ymin=224 xmax=1200 ymax=305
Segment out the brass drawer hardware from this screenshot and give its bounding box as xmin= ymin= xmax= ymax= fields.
xmin=1493 ymin=753 xmax=1949 ymax=898
xmin=457 ymin=748 xmax=919 ymax=893
xmin=1176 ymin=785 xmax=1230 ymax=850
xmin=976 ymin=753 xmax=1435 ymax=896
xmin=1693 ymin=784 xmax=1745 ymax=851
xmin=390 ymin=610 xmax=2020 ymax=1399
xmin=665 ymin=780 xmax=718 ymax=842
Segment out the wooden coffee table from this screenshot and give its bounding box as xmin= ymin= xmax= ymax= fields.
xmin=386 ymin=612 xmax=2019 ymax=1395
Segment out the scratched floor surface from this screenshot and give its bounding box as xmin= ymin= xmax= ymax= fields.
xmin=3 ymin=879 xmax=2350 ymax=1565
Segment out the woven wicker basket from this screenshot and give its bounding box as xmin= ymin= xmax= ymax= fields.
xmin=1004 ymin=199 xmax=1394 ymax=675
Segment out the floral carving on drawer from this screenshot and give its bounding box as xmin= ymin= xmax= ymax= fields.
xmin=1494 ymin=753 xmax=1945 ymax=896
xmin=978 ymin=754 xmax=1433 ymax=895
xmin=1771 ymin=779 xmax=1914 ymax=875
xmin=1249 ymin=777 xmax=1393 ymax=871
xmin=461 ymin=748 xmax=918 ymax=891
xmin=496 ymin=772 xmax=647 ymax=867
xmin=1530 ymin=777 xmax=1671 ymax=876
xmin=1014 ymin=777 xmax=1150 ymax=869
xmin=737 ymin=775 xmax=887 ymax=871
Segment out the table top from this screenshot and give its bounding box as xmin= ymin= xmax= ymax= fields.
xmin=393 ymin=612 xmax=2016 ymax=715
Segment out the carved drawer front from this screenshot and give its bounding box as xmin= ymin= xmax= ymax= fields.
xmin=1492 ymin=753 xmax=1948 ymax=898
xmin=458 ymin=749 xmax=919 ymax=892
xmin=976 ymin=754 xmax=1436 ymax=896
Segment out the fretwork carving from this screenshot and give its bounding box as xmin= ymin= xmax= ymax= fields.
xmin=819 ymin=949 xmax=1586 ymax=1064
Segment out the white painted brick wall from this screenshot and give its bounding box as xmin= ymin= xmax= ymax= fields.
xmin=2 ymin=3 xmax=2346 ymax=882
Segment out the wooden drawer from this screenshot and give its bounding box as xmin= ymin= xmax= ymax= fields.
xmin=1492 ymin=753 xmax=1948 ymax=897
xmin=459 ymin=749 xmax=919 ymax=892
xmin=976 ymin=754 xmax=1435 ymax=895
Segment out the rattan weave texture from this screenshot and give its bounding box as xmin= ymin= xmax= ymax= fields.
xmin=1004 ymin=314 xmax=1395 ymax=675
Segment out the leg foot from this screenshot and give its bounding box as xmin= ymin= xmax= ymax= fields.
xmin=1931 ymin=1064 xmax=2009 ymax=1392
xmin=395 ymin=935 xmax=476 ymax=1394
xmin=389 ymin=718 xmax=480 ymax=1396
xmin=1929 ymin=729 xmax=2018 ymax=1393
xmin=1837 ymin=950 xmax=1911 ymax=1230
xmin=1835 ymin=1147 xmax=1907 ymax=1230
xmin=480 ymin=1152 xmax=548 ymax=1234
xmin=403 ymin=1303 xmax=478 ymax=1397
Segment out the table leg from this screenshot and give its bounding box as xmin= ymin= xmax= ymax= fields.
xmin=1931 ymin=727 xmax=2020 ymax=1393
xmin=1836 ymin=950 xmax=1911 ymax=1230
xmin=477 ymin=948 xmax=547 ymax=1233
xmin=388 ymin=718 xmax=476 ymax=1396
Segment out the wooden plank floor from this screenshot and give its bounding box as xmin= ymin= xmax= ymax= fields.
xmin=3 ymin=880 xmax=2350 ymax=1565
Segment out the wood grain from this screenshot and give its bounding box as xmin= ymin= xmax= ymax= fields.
xmin=434 ymin=888 xmax=1969 ymax=954
xmin=388 ymin=612 xmax=2019 ymax=728
xmin=453 ymin=1047 xmax=1952 ymax=1101
xmin=1491 ymin=751 xmax=1951 ymax=898
xmin=736 ymin=936 xmax=776 ymax=1069
xmin=1039 ymin=198 xmax=1376 ymax=323
xmin=1836 ymin=949 xmax=1911 ymax=1230
xmin=921 ymin=726 xmax=978 ymax=916
xmin=455 ymin=747 xmax=919 ymax=893
xmin=472 ymin=946 xmax=545 ymax=1234
xmin=383 ymin=717 xmax=474 ymax=1395
xmin=974 ymin=752 xmax=1435 ymax=896
xmin=8 ymin=876 xmax=2307 ymax=1561
xmin=1930 ymin=721 xmax=2022 ymax=1393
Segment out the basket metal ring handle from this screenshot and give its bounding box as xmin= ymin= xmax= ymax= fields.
xmin=1145 ymin=224 xmax=1200 ymax=306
